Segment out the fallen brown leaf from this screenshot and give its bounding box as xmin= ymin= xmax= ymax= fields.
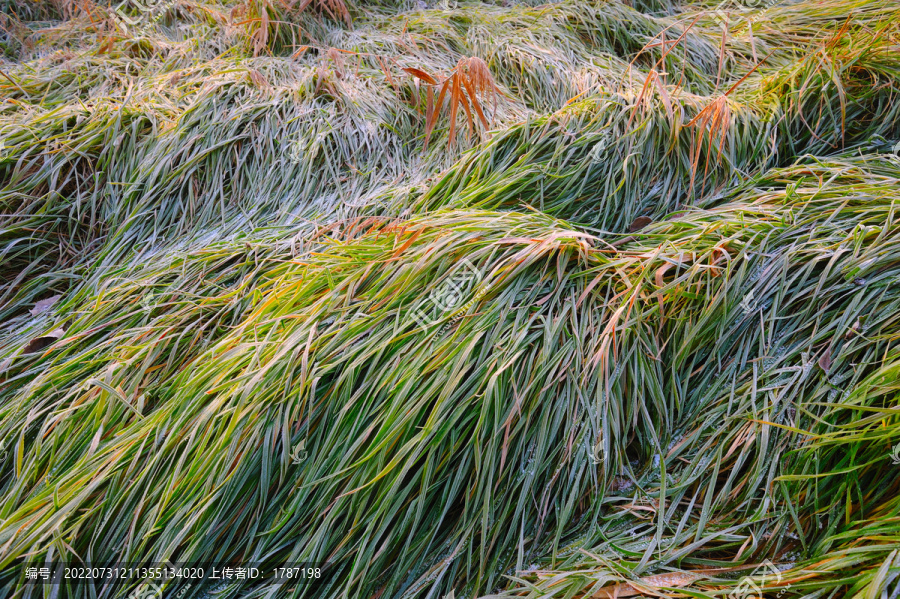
xmin=23 ymin=328 xmax=65 ymax=354
xmin=628 ymin=216 xmax=652 ymax=232
xmin=29 ymin=295 xmax=61 ymax=317
xmin=818 ymin=347 xmax=833 ymax=373
xmin=592 ymin=571 xmax=702 ymax=598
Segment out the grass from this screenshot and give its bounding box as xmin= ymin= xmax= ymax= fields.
xmin=1 ymin=0 xmax=900 ymax=597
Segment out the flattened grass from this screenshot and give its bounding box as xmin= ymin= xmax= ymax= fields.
xmin=1 ymin=0 xmax=900 ymax=597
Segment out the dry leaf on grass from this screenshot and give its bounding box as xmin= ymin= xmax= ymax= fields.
xmin=818 ymin=346 xmax=833 ymax=372
xmin=628 ymin=216 xmax=652 ymax=232
xmin=404 ymin=56 xmax=501 ymax=149
xmin=248 ymin=68 xmax=268 ymax=87
xmin=292 ymin=0 xmax=351 ymax=26
xmin=591 ymin=571 xmax=703 ymax=598
xmin=29 ymin=295 xmax=61 ymax=317
xmin=22 ymin=328 xmax=65 ymax=354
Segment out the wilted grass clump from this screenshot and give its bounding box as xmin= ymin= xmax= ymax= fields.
xmin=2 ymin=0 xmax=900 ymax=598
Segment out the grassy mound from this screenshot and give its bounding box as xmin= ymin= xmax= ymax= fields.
xmin=1 ymin=0 xmax=900 ymax=597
